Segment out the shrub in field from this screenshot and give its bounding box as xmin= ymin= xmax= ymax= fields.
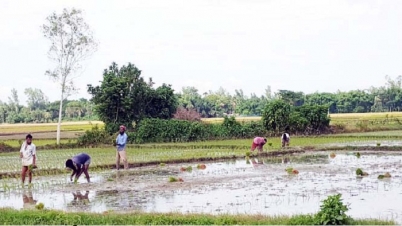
xmin=0 ymin=142 xmax=14 ymax=153
xmin=314 ymin=194 xmax=351 ymax=225
xmin=77 ymin=125 xmax=112 ymax=147
xmin=131 ymin=118 xmax=266 ymax=144
xmin=262 ymin=101 xmax=330 ymax=135
xmin=355 ymin=120 xmax=369 ymax=132
xmin=356 ymin=168 xmax=363 ymax=176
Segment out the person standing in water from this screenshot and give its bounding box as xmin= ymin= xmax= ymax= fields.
xmin=281 ymin=132 xmax=290 ymax=147
xmin=116 ymin=125 xmax=128 ymax=170
xmin=65 ymin=153 xmax=91 ymax=183
xmin=20 ymin=134 xmax=36 ymax=186
xmin=251 ymin=137 xmax=267 ymax=152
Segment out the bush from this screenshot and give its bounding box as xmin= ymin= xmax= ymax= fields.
xmin=261 ymin=101 xmax=330 ymax=135
xmin=127 ymin=118 xmax=267 ymax=144
xmin=77 ymin=125 xmax=113 ymax=147
xmin=0 ymin=142 xmax=14 ymax=153
xmin=314 ymin=194 xmax=351 ymax=225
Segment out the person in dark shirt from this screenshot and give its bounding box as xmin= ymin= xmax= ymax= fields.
xmin=65 ymin=153 xmax=91 ymax=183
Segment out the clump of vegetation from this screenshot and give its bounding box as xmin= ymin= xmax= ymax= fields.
xmin=35 ymin=203 xmax=45 ymax=210
xmin=356 ymin=168 xmax=368 ymax=176
xmin=378 ymin=172 xmax=392 ymax=179
xmin=245 ymin=151 xmax=251 ymax=157
xmin=159 ymin=163 xmax=166 ymax=167
xmin=286 ymin=167 xmax=298 ymax=174
xmin=168 ymin=176 xmax=183 ymax=183
xmin=0 ymin=142 xmax=14 ymax=153
xmin=355 ymin=152 xmax=361 ymax=158
xmin=268 ymin=142 xmax=272 ymax=147
xmin=376 ymin=143 xmax=381 ymax=147
xmin=180 ymin=166 xmax=193 ymax=172
xmin=314 ymin=194 xmax=352 ymax=225
xmin=196 ymin=164 xmax=206 ymax=170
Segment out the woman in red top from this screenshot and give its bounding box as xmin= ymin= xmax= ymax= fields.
xmin=251 ymin=137 xmax=267 ymax=152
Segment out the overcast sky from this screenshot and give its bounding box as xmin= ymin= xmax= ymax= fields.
xmin=1 ymin=0 xmax=401 ymax=105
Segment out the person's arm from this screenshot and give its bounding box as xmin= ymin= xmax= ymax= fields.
xmin=32 ymin=145 xmax=36 ymax=166
xmin=20 ymin=142 xmax=24 ymax=158
xmin=116 ymin=135 xmax=120 ymax=146
xmin=75 ymin=166 xmax=84 ymax=181
xmin=70 ymin=171 xmax=76 ymax=181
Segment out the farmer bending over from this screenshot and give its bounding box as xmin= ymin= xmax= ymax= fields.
xmin=116 ymin=125 xmax=128 ymax=170
xmin=20 ymin=134 xmax=36 ymax=185
xmin=251 ymin=137 xmax=267 ymax=152
xmin=281 ymin=132 xmax=290 ymax=147
xmin=66 ymin=153 xmax=91 ymax=183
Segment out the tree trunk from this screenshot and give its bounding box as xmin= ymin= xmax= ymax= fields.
xmin=56 ymin=92 xmax=64 ymax=145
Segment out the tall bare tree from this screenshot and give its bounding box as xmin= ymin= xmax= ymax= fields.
xmin=42 ymin=8 xmax=98 ymax=144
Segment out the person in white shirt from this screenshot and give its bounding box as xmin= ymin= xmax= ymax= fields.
xmin=20 ymin=134 xmax=37 ymax=185
xmin=281 ymin=132 xmax=290 ymax=147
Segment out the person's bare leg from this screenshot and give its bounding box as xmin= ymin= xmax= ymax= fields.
xmin=21 ymin=166 xmax=27 ymax=184
xmin=116 ymin=151 xmax=120 ymax=170
xmin=83 ymin=165 xmax=90 ymax=182
xmin=28 ymin=168 xmax=32 ymax=184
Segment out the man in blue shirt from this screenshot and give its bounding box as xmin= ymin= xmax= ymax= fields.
xmin=116 ymin=125 xmax=128 ymax=170
xmin=65 ymin=153 xmax=91 ymax=183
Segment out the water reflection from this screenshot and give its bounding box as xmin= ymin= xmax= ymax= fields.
xmin=22 ymin=189 xmax=37 ymax=209
xmin=70 ymin=191 xmax=90 ymax=206
xmin=0 ymin=152 xmax=401 ymax=224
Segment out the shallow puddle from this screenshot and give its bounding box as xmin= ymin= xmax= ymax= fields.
xmin=1 ymin=151 xmax=402 ymax=223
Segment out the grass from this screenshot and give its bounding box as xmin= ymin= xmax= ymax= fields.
xmin=0 ymin=135 xmax=399 ymax=176
xmin=0 ymin=121 xmax=103 ymax=134
xmin=1 ymin=139 xmax=74 ymax=147
xmin=0 ymin=208 xmax=394 ymax=225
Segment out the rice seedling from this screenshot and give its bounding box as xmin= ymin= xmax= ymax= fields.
xmin=168 ymin=176 xmax=178 ymax=182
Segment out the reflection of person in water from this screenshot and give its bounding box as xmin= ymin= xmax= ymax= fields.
xmin=22 ymin=189 xmax=37 ymax=209
xmin=251 ymin=158 xmax=264 ymax=167
xmin=71 ymin=191 xmax=90 ymax=206
xmin=282 ymin=157 xmax=290 ymax=164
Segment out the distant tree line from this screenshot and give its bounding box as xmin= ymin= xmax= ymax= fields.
xmin=176 ymin=75 xmax=402 ymax=116
xmin=0 ymin=88 xmax=96 ymax=123
xmin=2 ymin=63 xmax=401 ymax=126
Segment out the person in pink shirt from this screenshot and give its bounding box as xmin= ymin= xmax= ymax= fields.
xmin=251 ymin=137 xmax=267 ymax=152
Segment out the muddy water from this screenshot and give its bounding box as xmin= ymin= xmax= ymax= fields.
xmin=0 ymin=151 xmax=402 ymax=223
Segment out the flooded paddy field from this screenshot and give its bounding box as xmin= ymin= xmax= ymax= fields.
xmin=0 ymin=151 xmax=402 ymax=223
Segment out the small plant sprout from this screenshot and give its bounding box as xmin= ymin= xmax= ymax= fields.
xmin=355 ymin=152 xmax=361 ymax=158
xmin=168 ymin=176 xmax=178 ymax=182
xmin=196 ymin=164 xmax=206 ymax=170
xmin=245 ymin=151 xmax=251 ymax=157
xmin=159 ymin=163 xmax=166 ymax=167
xmin=35 ymin=203 xmax=45 ymax=210
xmin=356 ymin=168 xmax=368 ymax=176
xmin=376 ymin=142 xmax=381 ymax=147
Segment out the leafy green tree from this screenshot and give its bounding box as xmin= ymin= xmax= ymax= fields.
xmin=88 ymin=62 xmax=177 ymax=133
xmin=24 ymin=88 xmax=48 ymax=111
xmin=8 ymin=88 xmax=20 ymax=113
xmin=262 ymin=99 xmax=291 ymax=133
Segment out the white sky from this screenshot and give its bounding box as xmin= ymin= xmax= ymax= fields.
xmin=1 ymin=0 xmax=401 ymax=105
